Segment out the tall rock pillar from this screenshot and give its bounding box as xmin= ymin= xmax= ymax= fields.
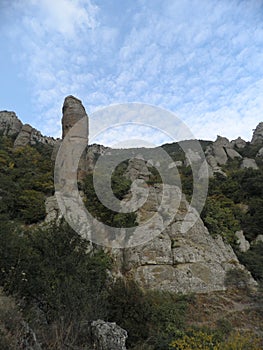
xmin=62 ymin=95 xmax=89 ymax=139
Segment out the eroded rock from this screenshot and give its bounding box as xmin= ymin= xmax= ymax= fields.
xmin=91 ymin=320 xmax=127 ymax=350
xmin=251 ymin=122 xmax=263 ymax=144
xmin=0 ymin=111 xmax=22 ymax=136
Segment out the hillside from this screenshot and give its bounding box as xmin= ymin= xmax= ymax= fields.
xmin=0 ymin=99 xmax=262 ymax=349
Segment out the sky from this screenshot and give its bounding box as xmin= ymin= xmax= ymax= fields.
xmin=1 ymin=0 xmax=263 ymax=146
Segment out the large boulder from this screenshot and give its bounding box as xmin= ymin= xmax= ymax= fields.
xmin=241 ymin=158 xmax=258 ymax=170
xmin=91 ymin=320 xmax=128 ymax=350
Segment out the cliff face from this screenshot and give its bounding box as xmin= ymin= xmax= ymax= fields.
xmin=1 ymin=98 xmax=261 ymax=295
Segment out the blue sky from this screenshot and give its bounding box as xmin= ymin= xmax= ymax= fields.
xmin=1 ymin=0 xmax=263 ymax=146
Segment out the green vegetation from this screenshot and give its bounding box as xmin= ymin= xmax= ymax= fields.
xmin=0 ymin=135 xmax=53 ymax=223
xmin=0 ymin=134 xmax=263 ymax=348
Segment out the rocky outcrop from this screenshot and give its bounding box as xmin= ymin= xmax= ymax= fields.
xmin=0 ymin=111 xmax=22 ymax=136
xmin=231 ymin=137 xmax=246 ymax=149
xmin=251 ymin=122 xmax=263 ymax=144
xmin=0 ymin=111 xmax=57 ymax=147
xmin=14 ymin=124 xmax=56 ymax=148
xmin=241 ymin=158 xmax=258 ymax=170
xmin=235 ymin=230 xmax=250 ymax=252
xmin=205 ymin=136 xmax=242 ymax=176
xmin=91 ymin=320 xmax=128 ymax=350
xmin=120 ymin=186 xmax=256 ymax=294
xmin=86 ymin=144 xmax=109 ymax=173
xmin=257 ymin=147 xmax=263 ymax=158
xmin=62 ymin=95 xmax=88 ymax=139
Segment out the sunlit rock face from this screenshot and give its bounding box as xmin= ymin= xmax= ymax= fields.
xmin=0 ymin=111 xmax=22 ymax=136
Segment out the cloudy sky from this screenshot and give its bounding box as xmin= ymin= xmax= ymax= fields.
xmin=1 ymin=0 xmax=263 ymax=146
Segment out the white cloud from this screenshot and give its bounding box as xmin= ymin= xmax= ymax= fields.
xmin=2 ymin=0 xmax=263 ymax=144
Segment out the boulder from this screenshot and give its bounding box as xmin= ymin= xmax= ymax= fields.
xmin=235 ymin=230 xmax=250 ymax=252
xmin=91 ymin=320 xmax=127 ymax=350
xmin=225 ymin=148 xmax=242 ymax=160
xmin=241 ymin=158 xmax=258 ymax=170
xmin=231 ymin=137 xmax=246 ymax=149
xmin=251 ymin=122 xmax=263 ymax=144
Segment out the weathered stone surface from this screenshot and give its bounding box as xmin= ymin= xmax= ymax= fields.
xmin=206 ymin=155 xmax=226 ymax=177
xmin=14 ymin=123 xmax=57 ymax=148
xmin=225 ymin=148 xmax=242 ymax=160
xmin=125 ymin=156 xmax=151 ymax=182
xmin=256 ymin=147 xmax=263 ymax=158
xmin=0 ymin=111 xmax=23 ymax=136
xmin=235 ymin=230 xmax=250 ymax=252
xmin=241 ymin=157 xmax=258 ymax=170
xmin=118 ymin=183 xmax=256 ymax=294
xmin=45 ymin=196 xmax=62 ymax=223
xmin=14 ymin=124 xmax=33 ymax=147
xmin=214 ymin=136 xmax=233 ymax=148
xmin=231 ymin=137 xmax=246 ymax=149
xmin=91 ymin=320 xmax=127 ymax=350
xmin=62 ymin=95 xmax=88 ymax=138
xmin=86 ymin=144 xmax=109 ymax=172
xmin=251 ymin=122 xmax=263 ymax=144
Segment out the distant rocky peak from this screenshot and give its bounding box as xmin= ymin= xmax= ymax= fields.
xmin=251 ymin=122 xmax=263 ymax=144
xmin=0 ymin=110 xmax=57 ymax=148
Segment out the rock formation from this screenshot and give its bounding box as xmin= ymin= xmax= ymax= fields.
xmin=0 ymin=111 xmax=22 ymax=136
xmin=118 ymin=182 xmax=256 ymax=294
xmin=91 ymin=320 xmax=128 ymax=350
xmin=235 ymin=230 xmax=250 ymax=252
xmin=251 ymin=122 xmax=263 ymax=144
xmin=61 ymin=95 xmax=88 ymax=139
xmin=241 ymin=157 xmax=258 ymax=170
xmin=0 ymin=111 xmax=57 ymax=147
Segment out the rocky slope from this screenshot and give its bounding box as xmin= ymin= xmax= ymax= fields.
xmin=1 ymin=97 xmax=262 ymax=295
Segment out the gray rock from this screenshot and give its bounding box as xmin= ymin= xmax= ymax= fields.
xmin=212 ymin=145 xmax=228 ymax=165
xmin=14 ymin=123 xmax=57 ymax=148
xmin=0 ymin=111 xmax=22 ymax=136
xmin=62 ymin=95 xmax=88 ymax=138
xmin=45 ymin=196 xmax=62 ymax=223
xmin=119 ymin=184 xmax=256 ymax=294
xmin=231 ymin=137 xmax=246 ymax=149
xmin=241 ymin=158 xmax=258 ymax=170
xmin=255 ymin=234 xmax=263 ymax=244
xmin=235 ymin=230 xmax=250 ymax=252
xmin=91 ymin=320 xmax=127 ymax=350
xmin=214 ymin=135 xmax=233 ymax=148
xmin=251 ymin=122 xmax=263 ymax=144
xmin=14 ymin=124 xmax=33 ymax=147
xmin=256 ymin=147 xmax=263 ymax=158
xmin=225 ymin=148 xmax=242 ymax=160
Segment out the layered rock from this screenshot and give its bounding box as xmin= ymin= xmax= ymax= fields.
xmin=251 ymin=122 xmax=263 ymax=144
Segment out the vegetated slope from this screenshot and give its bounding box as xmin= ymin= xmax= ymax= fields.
xmin=0 ymin=132 xmax=263 ymax=349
